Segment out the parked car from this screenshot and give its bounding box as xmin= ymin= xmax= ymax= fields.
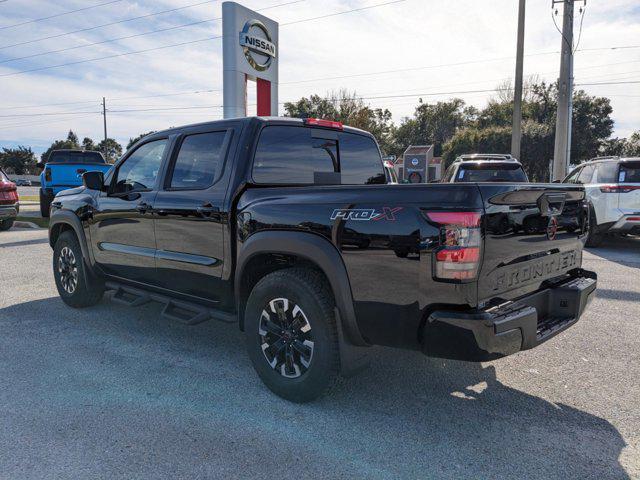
xmin=441 ymin=154 xmax=529 ymax=183
xmin=48 ymin=117 xmax=596 ymax=402
xmin=563 ymin=156 xmax=640 ymax=246
xmin=14 ymin=179 xmax=32 ymax=186
xmin=0 ymin=167 xmax=19 ymax=231
xmin=39 ymin=149 xmax=112 ymax=217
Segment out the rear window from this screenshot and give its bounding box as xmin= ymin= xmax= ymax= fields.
xmin=169 ymin=131 xmax=227 ymax=189
xmin=252 ymin=126 xmax=384 ymax=185
xmin=456 ymin=163 xmax=528 ymax=182
xmin=619 ymin=162 xmax=640 ymax=183
xmin=48 ymin=151 xmax=106 ymax=164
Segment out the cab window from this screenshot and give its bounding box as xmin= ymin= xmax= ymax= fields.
xmin=112 ymin=139 xmax=167 ymax=194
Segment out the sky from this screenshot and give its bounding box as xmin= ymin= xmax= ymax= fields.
xmin=0 ymin=0 xmax=638 ymax=156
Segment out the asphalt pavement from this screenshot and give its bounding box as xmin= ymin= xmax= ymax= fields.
xmin=0 ymin=228 xmax=638 ymax=479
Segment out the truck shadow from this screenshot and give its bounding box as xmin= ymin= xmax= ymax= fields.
xmin=585 ymin=235 xmax=640 ymax=269
xmin=0 ymin=296 xmax=630 ymax=480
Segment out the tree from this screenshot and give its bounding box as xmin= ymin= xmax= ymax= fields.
xmin=127 ymin=131 xmax=156 ymax=150
xmin=622 ymin=131 xmax=640 ymax=156
xmin=283 ymin=90 xmax=395 ymax=154
xmin=393 ymin=99 xmax=473 ymax=157
xmin=0 ymin=146 xmax=37 ymax=175
xmin=97 ymin=138 xmax=123 ymax=163
xmin=41 ymin=130 xmax=80 ymax=161
xmin=82 ymin=137 xmax=97 ymax=151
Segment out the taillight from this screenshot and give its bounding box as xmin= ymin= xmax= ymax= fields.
xmin=599 ymin=185 xmax=640 ymax=193
xmin=303 ymin=118 xmax=344 ymax=130
xmin=425 ymin=211 xmax=482 ymax=281
xmin=0 ymin=181 xmax=18 ymax=204
xmin=45 ymin=168 xmax=52 ymax=182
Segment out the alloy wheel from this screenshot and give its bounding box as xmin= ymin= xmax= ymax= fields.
xmin=58 ymin=246 xmax=78 ymax=294
xmin=258 ymin=298 xmax=314 ymax=378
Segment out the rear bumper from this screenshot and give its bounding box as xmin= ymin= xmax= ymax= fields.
xmin=0 ymin=204 xmax=19 ymax=220
xmin=609 ymin=214 xmax=640 ymax=234
xmin=422 ymin=269 xmax=597 ymax=361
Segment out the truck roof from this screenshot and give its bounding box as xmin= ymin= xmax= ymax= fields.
xmin=148 ymin=116 xmax=372 ymax=139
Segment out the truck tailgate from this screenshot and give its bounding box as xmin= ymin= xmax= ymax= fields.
xmin=477 ymin=184 xmax=588 ymax=304
xmin=49 ymin=163 xmax=111 ymax=188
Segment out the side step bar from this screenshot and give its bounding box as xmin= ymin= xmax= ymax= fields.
xmin=105 ymin=281 xmax=236 ymax=325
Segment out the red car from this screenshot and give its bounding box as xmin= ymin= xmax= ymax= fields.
xmin=0 ymin=167 xmax=19 ymax=231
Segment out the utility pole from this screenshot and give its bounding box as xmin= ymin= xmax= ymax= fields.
xmin=101 ymin=97 xmax=108 ymax=156
xmin=511 ymin=0 xmax=526 ymax=160
xmin=552 ymin=0 xmax=574 ymax=181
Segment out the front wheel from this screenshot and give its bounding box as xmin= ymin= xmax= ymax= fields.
xmin=53 ymin=231 xmax=104 ymax=308
xmin=244 ymin=268 xmax=341 ymax=403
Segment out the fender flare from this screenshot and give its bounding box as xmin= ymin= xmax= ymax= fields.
xmin=49 ymin=210 xmax=95 ymax=269
xmin=235 ymin=230 xmax=368 ymax=347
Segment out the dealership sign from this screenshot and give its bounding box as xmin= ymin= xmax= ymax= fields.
xmin=223 ymin=2 xmax=279 ymax=118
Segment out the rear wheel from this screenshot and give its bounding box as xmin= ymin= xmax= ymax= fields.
xmin=585 ymin=207 xmax=604 ymax=248
xmin=0 ymin=219 xmax=14 ymax=231
xmin=53 ymin=231 xmax=104 ymax=307
xmin=244 ymin=267 xmax=340 ymax=403
xmin=40 ymin=190 xmax=51 ymax=218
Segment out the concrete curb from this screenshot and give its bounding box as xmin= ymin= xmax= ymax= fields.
xmin=13 ymin=221 xmax=42 ymax=229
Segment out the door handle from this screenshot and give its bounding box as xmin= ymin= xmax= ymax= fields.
xmin=136 ymin=202 xmax=151 ymax=214
xmin=196 ymin=203 xmax=219 ymax=216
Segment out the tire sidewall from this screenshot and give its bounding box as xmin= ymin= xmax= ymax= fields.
xmin=244 ymin=270 xmax=338 ymax=402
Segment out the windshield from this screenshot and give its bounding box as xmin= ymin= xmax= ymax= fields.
xmin=0 ymin=168 xmax=8 ymax=182
xmin=456 ymin=163 xmax=528 ymax=182
xmin=48 ymin=151 xmax=106 ymax=164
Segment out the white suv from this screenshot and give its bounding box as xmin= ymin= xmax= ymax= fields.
xmin=563 ymin=157 xmax=640 ymax=246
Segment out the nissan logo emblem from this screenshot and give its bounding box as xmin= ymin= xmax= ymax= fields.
xmin=239 ymin=19 xmax=276 ymax=72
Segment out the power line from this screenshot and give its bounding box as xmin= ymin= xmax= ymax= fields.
xmin=0 ymin=0 xmax=218 ymax=50
xmin=0 ymin=0 xmax=125 ymax=30
xmin=0 ymin=0 xmax=405 ymax=78
xmin=0 ymin=0 xmax=306 ymax=65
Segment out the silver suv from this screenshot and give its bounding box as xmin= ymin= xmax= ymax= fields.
xmin=563 ymin=157 xmax=640 ymax=246
xmin=441 ymin=154 xmax=529 ymax=183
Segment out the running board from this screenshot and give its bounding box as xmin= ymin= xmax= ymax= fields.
xmin=105 ymin=282 xmax=237 ymax=325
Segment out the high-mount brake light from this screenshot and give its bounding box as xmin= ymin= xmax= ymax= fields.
xmin=599 ymin=184 xmax=640 ymax=193
xmin=303 ymin=118 xmax=344 ymax=130
xmin=425 ymin=211 xmax=482 ymax=281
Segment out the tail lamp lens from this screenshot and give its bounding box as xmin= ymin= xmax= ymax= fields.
xmin=45 ymin=168 xmax=52 ymax=182
xmin=600 ymin=185 xmax=640 ymax=193
xmin=425 ymin=211 xmax=482 ymax=281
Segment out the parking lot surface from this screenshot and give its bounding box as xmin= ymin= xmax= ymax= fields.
xmin=1 ymin=228 xmax=638 ymax=479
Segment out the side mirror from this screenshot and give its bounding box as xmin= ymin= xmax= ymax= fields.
xmin=552 ymin=179 xmax=562 ymax=183
xmin=82 ymin=171 xmax=104 ymax=191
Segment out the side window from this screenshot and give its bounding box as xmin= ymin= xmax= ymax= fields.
xmin=252 ymin=126 xmax=336 ymax=184
xmin=443 ymin=164 xmax=456 ymax=182
xmin=169 ymin=131 xmax=227 ymax=189
xmin=112 ymin=139 xmax=167 ymax=194
xmin=339 ymin=133 xmax=385 ymax=185
xmin=592 ymin=162 xmax=618 ymax=183
xmin=577 ymin=164 xmax=595 ymax=184
xmin=564 ymin=167 xmax=582 ymax=184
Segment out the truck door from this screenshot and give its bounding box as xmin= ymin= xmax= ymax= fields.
xmin=152 ymin=127 xmax=235 ymax=301
xmin=90 ymin=138 xmax=169 ymax=283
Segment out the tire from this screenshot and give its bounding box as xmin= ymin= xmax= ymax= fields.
xmin=0 ymin=219 xmax=14 ymax=231
xmin=585 ymin=207 xmax=604 ymax=248
xmin=53 ymin=231 xmax=104 ymax=308
xmin=40 ymin=190 xmax=51 ymax=218
xmin=244 ymin=267 xmax=341 ymax=403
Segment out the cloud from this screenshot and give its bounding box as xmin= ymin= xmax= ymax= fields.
xmin=0 ymin=0 xmax=638 ymax=154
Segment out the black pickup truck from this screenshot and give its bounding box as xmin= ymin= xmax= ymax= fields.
xmin=48 ymin=117 xmax=597 ymax=402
